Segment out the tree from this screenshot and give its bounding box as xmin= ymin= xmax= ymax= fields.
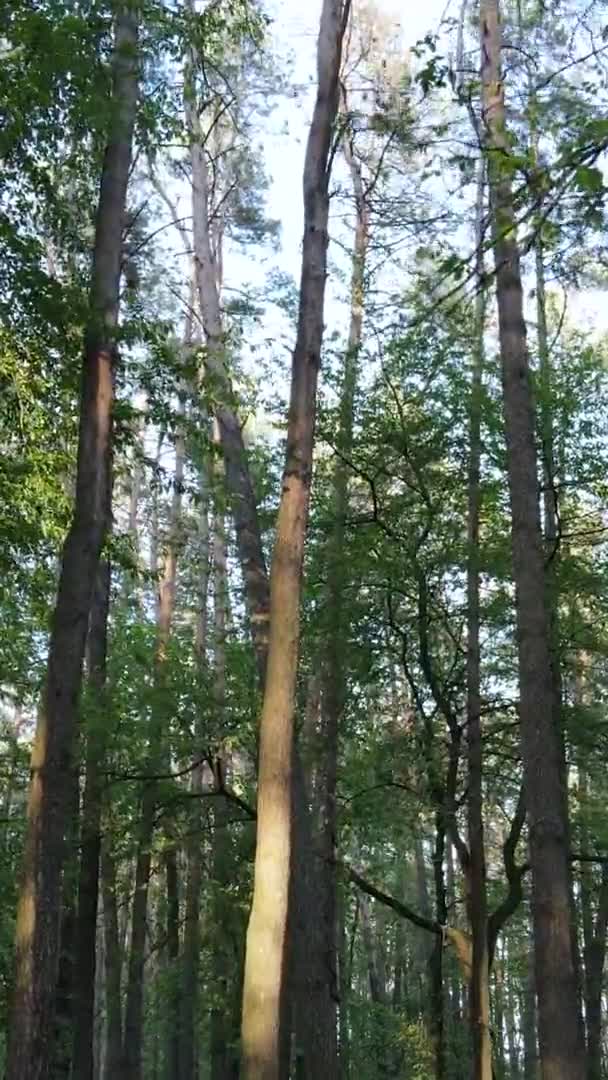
xmin=479 ymin=0 xmax=586 ymax=1076
xmin=240 ymin=2 xmax=351 ymax=1076
xmin=6 ymin=7 xmax=139 ymax=1077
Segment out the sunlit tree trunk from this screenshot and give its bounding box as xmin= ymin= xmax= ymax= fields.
xmin=6 ymin=9 xmax=138 ymax=1077
xmin=240 ymin=3 xmax=351 ymax=1077
xmin=480 ymin=2 xmax=585 ymax=1075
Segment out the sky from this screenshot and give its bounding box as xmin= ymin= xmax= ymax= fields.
xmin=214 ymin=0 xmax=457 ymax=427
xmin=263 ymin=0 xmax=450 ymax=281
xmin=250 ymin=0 xmax=608 ymax=345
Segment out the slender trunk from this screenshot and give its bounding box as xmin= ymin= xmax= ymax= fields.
xmin=180 ymin=460 xmax=211 ymax=1080
xmin=521 ymin=933 xmax=537 ymax=1080
xmin=6 ymin=10 xmax=138 ymax=1077
xmin=504 ymin=941 xmax=518 ymax=1078
xmin=360 ymin=896 xmax=386 ymax=1007
xmin=445 ymin=842 xmax=462 ymax=1029
xmin=101 ymin=846 xmax=123 ymax=1080
xmin=184 ymin=17 xmax=311 ymax=1073
xmin=94 ymin=915 xmax=105 ymax=1080
xmin=122 ymin=787 xmax=153 ymax=1078
xmin=467 ymin=161 xmax=492 ymax=1080
xmin=313 ymin=111 xmax=369 ymax=1080
xmin=479 ymin=3 xmax=585 ymax=1076
xmin=431 ymin=815 xmax=447 ymax=1080
xmin=210 ymin=470 xmax=240 ymax=1080
xmin=414 ymin=832 xmax=432 ymax=1017
xmin=164 ymin=844 xmax=181 ymax=1080
xmin=52 ymin=777 xmax=79 ymax=1079
xmin=240 ymin=4 xmax=350 ymax=1078
xmin=184 ymin=27 xmax=269 ymax=679
xmin=585 ymin=864 xmax=608 ymax=1080
xmin=72 ymin=561 xmax=112 ymax=1080
xmin=123 ymin=403 xmax=186 ymax=1079
xmin=493 ymin=950 xmax=506 ymax=1080
xmin=534 ymin=178 xmax=581 ymax=1015
xmin=338 ymin=885 xmax=351 ymax=1080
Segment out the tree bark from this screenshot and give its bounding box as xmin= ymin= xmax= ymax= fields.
xmin=313 ymin=102 xmax=369 ymax=1080
xmin=179 ymin=454 xmax=211 ymax=1080
xmin=584 ymin=862 xmax=608 ymax=1080
xmin=6 ymin=9 xmax=138 ymax=1077
xmin=467 ymin=160 xmax=493 ymax=1080
xmin=521 ymin=932 xmax=537 ymax=1080
xmin=123 ymin=400 xmax=186 ymax=1080
xmin=210 ymin=464 xmax=241 ymax=1080
xmin=72 ymin=561 xmax=112 ymax=1080
xmin=430 ymin=815 xmax=447 ymax=1080
xmin=479 ymin=2 xmax=585 ymax=1076
xmin=101 ymin=845 xmax=123 ymax=1080
xmin=240 ymin=3 xmax=350 ymax=1077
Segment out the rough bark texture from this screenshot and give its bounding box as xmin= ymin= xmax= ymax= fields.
xmin=479 ymin=2 xmax=585 ymax=1077
xmin=72 ymin=561 xmax=112 ymax=1080
xmin=6 ymin=10 xmax=138 ymax=1077
xmin=240 ymin=3 xmax=350 ymax=1077
xmin=467 ymin=162 xmax=492 ymax=1080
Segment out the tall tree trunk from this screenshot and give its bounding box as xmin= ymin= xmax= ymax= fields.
xmin=210 ymin=466 xmax=240 ymax=1080
xmin=51 ymin=777 xmax=79 ymax=1079
xmin=430 ymin=815 xmax=447 ymax=1080
xmin=72 ymin=561 xmax=112 ymax=1080
xmin=6 ymin=9 xmax=138 ymax=1077
xmin=179 ymin=456 xmax=211 ymax=1080
xmin=360 ymin=896 xmax=387 ymax=1007
xmin=521 ymin=932 xmax=537 ymax=1080
xmin=164 ymin=841 xmax=181 ymax=1080
xmin=504 ymin=938 xmax=518 ymax=1079
xmin=338 ymin=884 xmax=351 ymax=1080
xmin=479 ymin=2 xmax=585 ymax=1076
xmin=94 ymin=914 xmax=105 ymax=1080
xmin=467 ymin=161 xmax=492 ymax=1080
xmin=492 ymin=947 xmax=506 ymax=1080
xmin=240 ymin=3 xmax=350 ymax=1077
xmin=414 ymin=831 xmax=432 ymax=1018
xmin=584 ymin=863 xmax=608 ymax=1080
xmin=313 ymin=105 xmax=369 ymax=1080
xmin=184 ymin=24 xmax=269 ymax=679
xmin=534 ymin=170 xmax=582 ymax=1013
xmin=123 ymin=400 xmax=186 ymax=1080
xmin=101 ymin=845 xmax=123 ymax=1080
